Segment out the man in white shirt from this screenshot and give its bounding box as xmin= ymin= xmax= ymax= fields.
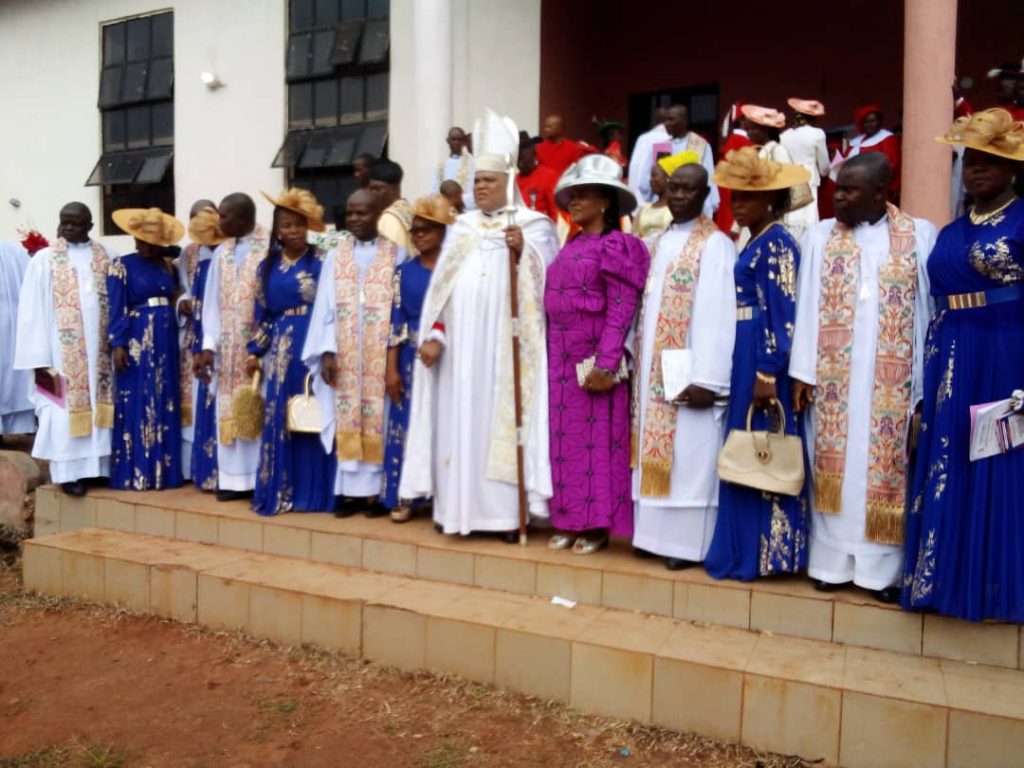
xmin=628 ymin=106 xmax=669 ymax=205
xmin=430 ymin=126 xmax=475 ymax=211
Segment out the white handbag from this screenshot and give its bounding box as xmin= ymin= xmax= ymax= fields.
xmin=287 ymin=373 xmax=324 ymax=434
xmin=717 ymin=401 xmax=805 ymax=497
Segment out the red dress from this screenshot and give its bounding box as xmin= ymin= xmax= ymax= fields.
xmin=517 ymin=165 xmax=560 ymax=220
xmin=715 ymin=131 xmax=753 ymax=236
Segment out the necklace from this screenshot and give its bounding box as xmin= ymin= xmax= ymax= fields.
xmin=970 ymin=196 xmax=1017 ymax=225
xmin=280 ymin=249 xmax=305 ymax=268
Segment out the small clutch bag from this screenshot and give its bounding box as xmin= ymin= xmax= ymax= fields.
xmin=575 ymin=356 xmax=629 ymax=387
xmin=287 ymin=373 xmax=323 ymax=434
xmin=717 ymin=401 xmax=805 ymax=497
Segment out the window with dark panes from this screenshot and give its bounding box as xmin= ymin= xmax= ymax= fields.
xmin=276 ymin=0 xmax=390 ymax=228
xmin=89 ymin=11 xmax=175 ymax=235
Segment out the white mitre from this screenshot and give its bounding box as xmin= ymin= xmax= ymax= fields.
xmin=472 ymin=108 xmax=519 ymax=174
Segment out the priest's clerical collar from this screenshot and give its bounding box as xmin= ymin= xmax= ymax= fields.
xmin=357 ymin=237 xmax=377 ymax=246
xmin=670 ymin=217 xmax=697 ymax=228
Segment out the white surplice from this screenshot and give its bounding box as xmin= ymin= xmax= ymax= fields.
xmin=630 ymin=131 xmax=719 ymax=217
xmin=789 ymin=215 xmax=936 ymax=589
xmin=628 ymin=123 xmax=669 ymax=206
xmin=303 ymin=237 xmax=407 ymax=497
xmin=430 ymin=153 xmax=476 ymax=211
xmin=201 ymin=233 xmax=260 ymax=491
xmin=14 ymin=241 xmax=119 ymax=481
xmin=179 ymin=244 xmax=215 ymax=478
xmin=0 ymin=242 xmax=34 ymax=435
xmin=398 ymin=208 xmax=558 ymax=535
xmin=632 ymin=220 xmax=737 ymax=560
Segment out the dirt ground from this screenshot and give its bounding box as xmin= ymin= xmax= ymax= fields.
xmin=0 ymin=554 xmax=809 ymax=768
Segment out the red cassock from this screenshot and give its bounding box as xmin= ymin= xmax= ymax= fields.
xmin=715 ymin=131 xmax=753 ymax=236
xmin=536 ymin=138 xmax=587 ymax=177
xmin=853 ymin=133 xmax=901 ymax=193
xmin=517 ymin=165 xmax=560 ymax=220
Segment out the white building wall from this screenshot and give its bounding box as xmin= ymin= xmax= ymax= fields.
xmin=0 ymin=0 xmax=540 ymax=250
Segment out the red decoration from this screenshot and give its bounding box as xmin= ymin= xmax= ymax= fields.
xmin=20 ymin=230 xmax=49 ymax=256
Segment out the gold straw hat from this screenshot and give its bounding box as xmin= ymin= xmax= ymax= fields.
xmin=712 ymin=146 xmax=810 ymax=192
xmin=261 ymin=188 xmax=326 ymax=232
xmin=187 ymin=206 xmax=226 ymax=246
xmin=111 ymin=207 xmax=185 ymax=246
xmin=411 ymin=194 xmax=456 ymax=225
xmin=936 ymin=108 xmax=1024 ymax=162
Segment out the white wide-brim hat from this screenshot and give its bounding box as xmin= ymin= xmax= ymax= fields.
xmin=554 ymin=154 xmax=637 ymax=213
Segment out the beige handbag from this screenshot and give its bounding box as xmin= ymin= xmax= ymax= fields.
xmin=287 ymin=373 xmax=324 ymax=434
xmin=232 ymin=370 xmax=265 ymax=441
xmin=717 ymin=401 xmax=805 ymax=496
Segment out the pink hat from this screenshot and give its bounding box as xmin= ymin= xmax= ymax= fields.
xmin=741 ymin=104 xmax=786 ymax=129
xmin=787 ymin=98 xmax=826 ymax=117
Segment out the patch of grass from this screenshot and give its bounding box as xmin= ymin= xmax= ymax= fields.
xmin=0 ymin=742 xmax=127 ymax=768
xmin=421 ymin=739 xmax=466 ymax=768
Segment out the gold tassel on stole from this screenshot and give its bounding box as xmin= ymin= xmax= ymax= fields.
xmin=94 ymin=402 xmax=115 ymax=430
xmin=219 ymin=417 xmax=236 ymax=446
xmin=180 ymin=403 xmax=193 ymax=429
xmin=336 ymin=431 xmax=363 ymax=462
xmin=361 ymin=435 xmax=383 ymax=465
xmin=68 ymin=409 xmax=94 ymax=438
xmin=866 ymin=504 xmax=905 ymax=545
xmin=814 ymin=472 xmax=843 ymax=514
xmin=639 ymin=461 xmax=672 ymax=498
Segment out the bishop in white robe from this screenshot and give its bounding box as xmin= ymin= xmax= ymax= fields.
xmin=790 ymin=154 xmax=935 ymax=594
xmin=631 ymin=164 xmax=737 ymax=566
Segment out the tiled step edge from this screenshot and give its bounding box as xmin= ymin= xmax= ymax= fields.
xmin=34 ymin=485 xmax=1024 ymax=670
xmin=22 ymin=528 xmax=1024 ymax=768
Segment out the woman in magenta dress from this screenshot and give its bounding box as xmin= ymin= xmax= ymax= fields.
xmin=545 ymin=155 xmax=651 ymax=554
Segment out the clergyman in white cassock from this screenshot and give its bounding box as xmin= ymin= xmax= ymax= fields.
xmin=303 ymin=189 xmax=407 ymax=505
xmin=790 ymin=154 xmax=935 ymax=593
xmin=199 ymin=194 xmax=269 ymax=496
xmin=399 ymin=109 xmax=559 ymax=537
xmin=631 ymin=165 xmax=737 ymax=565
xmin=0 ymin=241 xmax=35 ymax=436
xmin=14 ymin=203 xmax=118 ymax=489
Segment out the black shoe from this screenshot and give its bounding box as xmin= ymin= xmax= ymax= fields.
xmin=813 ymin=579 xmax=847 ymax=592
xmin=216 ymin=489 xmax=246 ymax=502
xmin=875 ymin=586 xmax=900 ymax=604
xmin=434 ymin=522 xmax=443 ymax=534
xmin=633 ymin=546 xmax=655 ymax=559
xmin=364 ymin=501 xmax=388 ymax=519
xmin=500 ymin=530 xmax=520 ymax=544
xmin=665 ymin=558 xmax=697 ymax=571
xmin=334 ymin=497 xmax=357 ymax=518
xmin=61 ymin=480 xmax=87 ymax=497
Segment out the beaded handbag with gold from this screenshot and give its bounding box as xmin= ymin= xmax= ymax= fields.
xmin=231 ymin=371 xmax=265 ymax=441
xmin=287 ymin=373 xmax=323 ymax=434
xmin=717 ymin=401 xmax=805 ymax=496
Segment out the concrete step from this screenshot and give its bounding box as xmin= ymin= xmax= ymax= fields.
xmin=22 ymin=527 xmax=1024 ymax=768
xmin=35 ymin=484 xmax=1024 ymax=671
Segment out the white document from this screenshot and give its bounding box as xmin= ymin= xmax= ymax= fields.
xmin=970 ymin=398 xmax=1024 ymax=462
xmin=661 ymin=349 xmax=694 ymax=402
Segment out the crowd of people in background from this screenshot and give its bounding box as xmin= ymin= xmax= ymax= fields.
xmin=2 ymin=58 xmax=1024 ymax=627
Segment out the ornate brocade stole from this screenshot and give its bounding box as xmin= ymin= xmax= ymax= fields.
xmin=50 ymin=238 xmax=113 ymax=437
xmin=633 ymin=216 xmax=717 ymax=497
xmin=814 ymin=204 xmax=917 ymax=544
xmin=333 ymin=237 xmax=399 ymax=463
xmin=178 ymin=243 xmax=201 ymax=427
xmin=685 ymin=132 xmax=708 ymax=164
xmin=216 ymin=226 xmax=269 ymax=445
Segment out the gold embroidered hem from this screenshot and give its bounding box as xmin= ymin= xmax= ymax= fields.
xmin=94 ymin=402 xmax=114 ymax=430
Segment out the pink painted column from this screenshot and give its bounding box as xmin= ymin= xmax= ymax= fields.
xmin=901 ymin=0 xmax=958 ymax=227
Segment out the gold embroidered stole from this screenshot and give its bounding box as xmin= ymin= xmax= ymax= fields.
xmin=216 ymin=226 xmax=269 ymax=444
xmin=179 ymin=243 xmax=201 ymax=427
xmin=686 ymin=132 xmax=709 ymax=163
xmin=417 ymin=213 xmax=547 ymax=484
xmin=634 ymin=216 xmax=717 ymax=497
xmin=814 ymin=204 xmax=917 ymax=544
xmin=333 ymin=237 xmax=399 ymax=463
xmin=50 ymin=238 xmax=113 ymax=437
xmin=379 ymin=199 xmax=415 ymax=253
